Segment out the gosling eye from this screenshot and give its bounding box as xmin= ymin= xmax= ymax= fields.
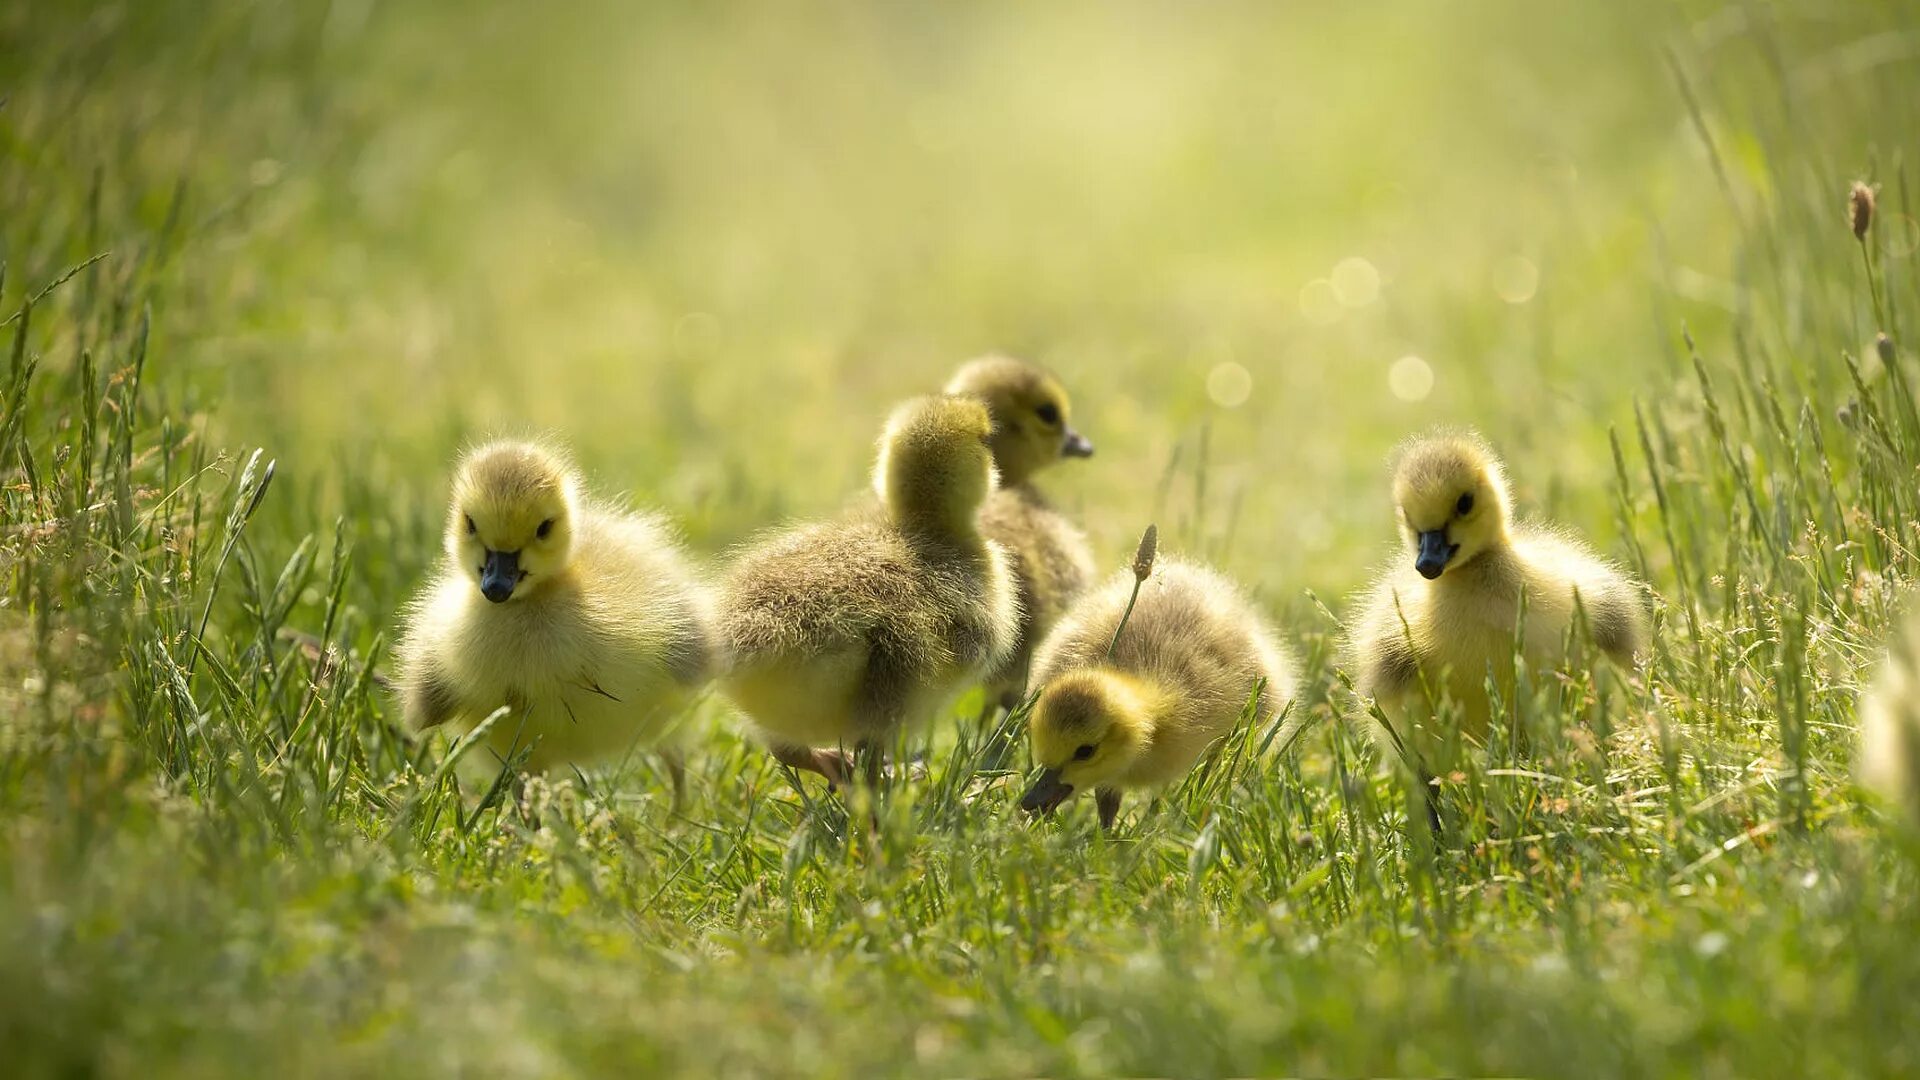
xmin=1455 ymin=493 xmax=1474 ymax=517
xmin=1035 ymin=402 xmax=1061 ymax=426
xmin=464 ymin=515 xmax=477 ymax=536
xmin=1073 ymin=743 xmax=1096 ymax=761
xmin=536 ymin=518 xmax=554 ymax=540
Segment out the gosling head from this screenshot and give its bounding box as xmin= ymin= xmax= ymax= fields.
xmin=873 ymin=395 xmax=999 ymax=535
xmin=944 ymin=355 xmax=1092 ymax=487
xmin=1020 ymin=669 xmax=1154 ymax=815
xmin=447 ymin=440 xmax=580 ymax=604
xmin=1392 ymin=432 xmax=1512 ymax=581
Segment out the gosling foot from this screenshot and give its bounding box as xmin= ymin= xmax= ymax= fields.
xmin=771 ymin=743 xmax=855 ymax=788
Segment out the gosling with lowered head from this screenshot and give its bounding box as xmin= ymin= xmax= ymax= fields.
xmin=1021 ymin=551 xmax=1296 ymax=830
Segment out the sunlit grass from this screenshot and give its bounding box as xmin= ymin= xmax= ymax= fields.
xmin=4 ymin=0 xmax=1920 ymax=1075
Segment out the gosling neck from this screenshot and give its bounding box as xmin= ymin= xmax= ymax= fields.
xmin=892 ymin=506 xmax=988 ymax=550
xmin=883 ymin=477 xmax=989 ymax=546
xmin=992 ymin=456 xmax=1038 ymax=490
xmin=1435 ymin=529 xmax=1517 ymax=589
xmin=998 ymin=473 xmax=1044 ymax=499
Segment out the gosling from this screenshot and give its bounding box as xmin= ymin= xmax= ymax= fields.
xmin=1348 ymin=431 xmax=1649 ymax=745
xmin=945 ymin=355 xmax=1097 ymax=707
xmin=1860 ymin=608 xmax=1920 ymax=830
xmin=1019 ymin=555 xmax=1296 ymax=830
xmin=717 ymin=395 xmax=1020 ymax=784
xmin=395 ymin=440 xmax=715 ymax=780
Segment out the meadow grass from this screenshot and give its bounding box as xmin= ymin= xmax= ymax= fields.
xmin=5 ymin=1 xmax=1920 ymax=1075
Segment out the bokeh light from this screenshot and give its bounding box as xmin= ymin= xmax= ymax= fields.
xmin=1331 ymin=257 xmax=1380 ymax=308
xmin=1389 ymin=355 xmax=1434 ymax=401
xmin=1207 ymin=361 xmax=1253 ymax=408
xmin=1493 ymin=256 xmax=1540 ymax=304
xmin=1298 ymin=279 xmax=1343 ymax=325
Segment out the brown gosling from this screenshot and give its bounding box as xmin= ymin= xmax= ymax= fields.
xmin=1019 ymin=554 xmax=1297 ymax=830
xmin=945 ymin=355 xmax=1097 ymax=707
xmin=1348 ymin=431 xmax=1649 ymax=748
xmin=716 ymin=395 xmax=1020 ymax=784
xmin=396 ymin=440 xmax=715 ymax=785
xmin=1860 ymin=608 xmax=1920 ymax=830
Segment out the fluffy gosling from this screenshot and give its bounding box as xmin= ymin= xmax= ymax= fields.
xmin=945 ymin=355 xmax=1097 ymax=706
xmin=1860 ymin=609 xmax=1920 ymax=830
xmin=1348 ymin=432 xmax=1649 ymax=744
xmin=396 ymin=440 xmax=715 ymax=780
xmin=1019 ymin=554 xmax=1297 ymax=829
xmin=717 ymin=395 xmax=1019 ymax=783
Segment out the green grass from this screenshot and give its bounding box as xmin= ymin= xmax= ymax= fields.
xmin=5 ymin=0 xmax=1920 ymax=1075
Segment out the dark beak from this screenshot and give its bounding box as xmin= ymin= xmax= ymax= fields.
xmin=1061 ymin=429 xmax=1094 ymax=459
xmin=479 ymin=549 xmax=520 ymax=603
xmin=1020 ymin=767 xmax=1075 ymax=815
xmin=1414 ymin=529 xmax=1457 ymax=580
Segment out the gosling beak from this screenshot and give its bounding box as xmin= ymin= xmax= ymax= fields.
xmin=1061 ymin=429 xmax=1094 ymax=459
xmin=1020 ymin=767 xmax=1075 ymax=815
xmin=479 ymin=549 xmax=520 ymax=603
xmin=1414 ymin=529 xmax=1457 ymax=581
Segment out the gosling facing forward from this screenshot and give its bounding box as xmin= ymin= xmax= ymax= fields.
xmin=945 ymin=355 xmax=1097 ymax=707
xmin=396 ymin=440 xmax=715 ymax=778
xmin=717 ymin=395 xmax=1019 ymax=784
xmin=1349 ymin=432 xmax=1648 ymax=746
xmin=1020 ymin=555 xmax=1296 ymax=829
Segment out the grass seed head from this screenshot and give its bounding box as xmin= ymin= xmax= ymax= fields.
xmin=1851 ymin=181 xmax=1877 ymax=241
xmin=1132 ymin=523 xmax=1158 ymax=582
xmin=1878 ymin=332 xmax=1895 ymax=365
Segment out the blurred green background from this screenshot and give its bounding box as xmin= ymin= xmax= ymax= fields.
xmin=17 ymin=0 xmax=1909 ymax=602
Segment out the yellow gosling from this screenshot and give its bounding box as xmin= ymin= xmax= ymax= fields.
xmin=945 ymin=355 xmax=1096 ymax=706
xmin=396 ymin=440 xmax=715 ymax=783
xmin=1020 ymin=555 xmax=1296 ymax=829
xmin=1348 ymin=431 xmax=1649 ymax=748
xmin=717 ymin=395 xmax=1020 ymax=784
